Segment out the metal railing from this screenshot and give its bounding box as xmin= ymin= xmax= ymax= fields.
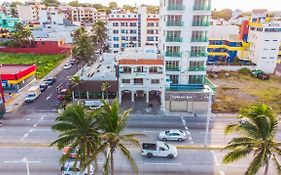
xmin=167 ymin=5 xmax=185 ymax=11
xmin=166 ymin=21 xmax=184 ymax=26
xmin=165 ymin=52 xmax=182 ymax=57
xmin=166 ymin=37 xmax=183 ymax=42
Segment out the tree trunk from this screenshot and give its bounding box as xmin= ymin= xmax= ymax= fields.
xmin=110 ymin=150 xmax=114 ymax=175
xmin=264 ymin=154 xmax=271 ymax=175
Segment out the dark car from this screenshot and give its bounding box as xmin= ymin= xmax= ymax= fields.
xmin=258 ymin=73 xmax=270 ymax=80
xmin=39 ymin=83 xmax=48 ymax=92
xmin=70 ymin=59 xmax=76 ymax=65
xmin=44 ymin=77 xmax=56 ymax=85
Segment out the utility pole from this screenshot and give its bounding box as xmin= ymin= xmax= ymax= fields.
xmin=204 ymin=88 xmax=212 ymax=147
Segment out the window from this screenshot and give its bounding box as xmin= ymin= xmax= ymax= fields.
xmin=151 ymin=79 xmax=160 ymax=84
xmin=113 ymin=22 xmax=119 ymax=27
xmin=147 ymin=36 xmax=154 ymax=41
xmin=149 ymin=67 xmax=159 ymax=73
xmin=113 ymin=30 xmax=119 ymax=34
xmin=134 ymin=78 xmax=143 ymax=85
xmin=136 ymin=66 xmax=144 ymax=72
xmin=122 ymin=79 xmax=130 ymax=83
xmin=121 ymin=22 xmax=125 ymax=26
xmin=122 ymin=66 xmax=131 ymax=73
xmin=130 ymin=30 xmax=137 ymax=34
xmin=113 ymin=37 xmax=119 ymax=41
xmin=113 ymin=44 xmax=119 ymax=48
xmin=130 ymin=23 xmax=137 ymax=27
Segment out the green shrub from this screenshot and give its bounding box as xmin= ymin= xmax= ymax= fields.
xmin=238 ymin=67 xmax=251 ymax=75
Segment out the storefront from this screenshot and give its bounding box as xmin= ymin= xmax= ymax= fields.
xmin=0 ymin=64 xmax=36 ymax=92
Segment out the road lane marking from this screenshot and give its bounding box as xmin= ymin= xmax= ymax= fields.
xmin=181 ymin=116 xmax=193 ymax=144
xmin=33 ymin=124 xmax=38 ymax=127
xmin=143 ymin=131 xmax=159 ymax=133
xmin=143 ymin=162 xmax=183 ymax=165
xmin=3 ymin=160 xmax=41 ymax=163
xmin=211 ymin=151 xmax=218 ymax=165
xmin=32 ymin=128 xmax=52 ymax=131
xmin=26 ymin=118 xmax=31 ymax=121
xmin=29 ymin=129 xmax=34 ymax=133
xmin=46 ymin=94 xmax=53 ymax=101
xmin=220 ymin=170 xmax=225 ymax=175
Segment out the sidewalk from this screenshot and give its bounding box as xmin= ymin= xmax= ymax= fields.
xmin=5 ymin=57 xmax=71 ymax=114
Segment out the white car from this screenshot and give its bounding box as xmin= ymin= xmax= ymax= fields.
xmin=61 ymin=159 xmax=94 ymax=175
xmin=64 ymin=63 xmax=72 ymax=70
xmin=158 ymin=129 xmax=187 ymax=142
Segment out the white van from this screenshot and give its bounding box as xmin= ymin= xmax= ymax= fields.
xmin=25 ymin=86 xmax=41 ymax=103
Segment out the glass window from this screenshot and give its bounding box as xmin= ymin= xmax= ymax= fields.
xmin=151 ymin=79 xmax=160 ymax=84
xmin=122 ymin=79 xmax=130 ymax=83
xmin=134 ymin=78 xmax=143 ymax=85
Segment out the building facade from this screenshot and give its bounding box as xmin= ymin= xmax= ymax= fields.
xmin=118 ymin=46 xmax=165 ymax=110
xmin=107 ymin=7 xmax=159 ymax=53
xmin=0 ymin=13 xmax=19 ymax=32
xmin=248 ymin=22 xmax=281 ymax=73
xmin=17 ymin=1 xmax=46 ymax=22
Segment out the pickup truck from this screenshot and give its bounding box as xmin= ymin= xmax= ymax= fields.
xmin=141 ymin=141 xmax=177 ymax=159
xmin=25 ymin=86 xmax=41 ymax=103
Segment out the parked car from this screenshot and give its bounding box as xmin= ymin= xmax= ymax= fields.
xmin=44 ymin=77 xmax=56 ymax=85
xmin=70 ymin=59 xmax=76 ymax=65
xmin=158 ymin=129 xmax=187 ymax=142
xmin=56 ymin=84 xmax=63 ymax=93
xmin=141 ymin=142 xmax=177 ymax=159
xmin=251 ymin=70 xmax=270 ymax=80
xmin=39 ymin=83 xmax=48 ymax=92
xmin=84 ymin=100 xmax=106 ymax=110
xmin=58 ymin=89 xmax=68 ymax=100
xmin=64 ymin=63 xmax=72 ymax=70
xmin=239 ymin=118 xmax=249 ymax=124
xmin=61 ymin=159 xmax=94 ymax=175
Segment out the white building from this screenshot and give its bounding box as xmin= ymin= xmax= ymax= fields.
xmin=209 ymin=24 xmax=240 ymax=39
xmin=107 ymin=6 xmax=159 ymax=53
xmin=39 ymin=8 xmax=65 ymax=26
xmin=248 ymin=22 xmax=281 ymax=73
xmin=17 ymin=0 xmax=46 ymax=22
xmin=159 ymin=0 xmax=214 ymax=113
xmin=118 ymin=46 xmax=165 ymax=110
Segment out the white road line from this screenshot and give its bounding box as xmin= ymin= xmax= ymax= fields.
xmin=26 ymin=118 xmax=31 ymax=121
xmin=211 ymin=151 xmax=218 ymax=165
xmin=33 ymin=124 xmax=38 ymax=127
xmin=0 ymin=129 xmax=7 ymax=131
xmin=23 ymin=133 xmax=29 ymax=138
xmin=46 ymin=94 xmax=53 ymax=101
xmin=3 ymin=160 xmax=41 ymax=163
xmin=29 ymin=129 xmax=34 ymax=133
xmin=143 ymin=162 xmax=183 ymax=165
xmin=220 ymin=170 xmax=225 ymax=175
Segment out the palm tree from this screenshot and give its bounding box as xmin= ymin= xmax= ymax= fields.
xmin=71 ymin=75 xmax=82 ymax=99
xmin=95 ymin=99 xmax=144 ymax=175
xmin=100 ymin=82 xmax=111 ymax=99
xmin=50 ymin=105 xmax=100 ymax=173
xmin=92 ymin=20 xmax=107 ymax=50
xmin=223 ymin=104 xmax=281 ymax=175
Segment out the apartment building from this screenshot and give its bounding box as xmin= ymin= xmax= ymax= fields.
xmin=248 ymin=22 xmax=281 ymax=73
xmin=107 ymin=6 xmax=159 ymax=53
xmin=17 ymin=0 xmax=46 ymax=22
xmin=117 ymin=46 xmax=165 ymax=110
xmin=0 ymin=13 xmax=20 ymax=32
xmin=159 ymin=0 xmax=215 ymax=112
xmin=60 ymin=6 xmax=97 ymax=24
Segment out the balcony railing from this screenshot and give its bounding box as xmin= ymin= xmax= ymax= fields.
xmin=189 ymin=66 xmax=207 ymax=71
xmin=166 ymin=66 xmax=180 ymax=71
xmin=192 ymin=21 xmax=210 ymax=27
xmin=119 ymin=71 xmax=131 ymax=74
xmin=191 ymin=37 xmax=208 ymax=42
xmin=165 ymin=52 xmax=182 ymax=57
xmin=190 ymin=52 xmax=208 ymax=57
xmin=166 ymin=37 xmax=183 ymax=42
xmin=166 ymin=21 xmax=184 ymax=27
xmin=167 ymin=5 xmax=185 ymax=11
xmin=193 ymin=5 xmax=211 ymax=11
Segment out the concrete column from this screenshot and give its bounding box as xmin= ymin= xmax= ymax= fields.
xmin=131 ymin=91 xmax=135 ymax=102
xmin=146 ymin=91 xmax=149 ymax=103
xmin=118 ymin=91 xmax=122 ymax=103
xmin=160 ymin=91 xmax=165 ymax=111
xmin=86 ymin=91 xmax=89 ymax=99
xmin=72 ymin=91 xmax=75 ymax=100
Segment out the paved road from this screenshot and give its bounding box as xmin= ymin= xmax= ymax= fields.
xmin=16 ymin=64 xmax=77 ymax=114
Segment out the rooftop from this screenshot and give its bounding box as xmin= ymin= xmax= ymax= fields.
xmin=0 ymin=64 xmax=34 ymax=74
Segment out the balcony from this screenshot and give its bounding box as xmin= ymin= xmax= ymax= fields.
xmin=192 ymin=21 xmax=210 ymax=27
xmin=166 ymin=21 xmax=184 ymax=27
xmin=191 ymin=37 xmax=208 ymax=42
xmin=165 ymin=52 xmax=182 ymax=57
xmin=189 ymin=66 xmax=206 ymax=71
xmin=167 ymin=5 xmax=185 ymax=11
xmin=166 ymin=66 xmax=180 ymax=71
xmin=190 ymin=52 xmax=208 ymax=57
xmin=166 ymin=37 xmax=183 ymax=42
xmin=193 ymin=5 xmax=211 ymax=11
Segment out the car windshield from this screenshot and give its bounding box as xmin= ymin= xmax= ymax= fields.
xmin=163 ymin=143 xmax=169 ymax=150
xmin=27 ymin=94 xmax=35 ymax=97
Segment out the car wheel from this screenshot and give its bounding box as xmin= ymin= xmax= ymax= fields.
xmin=161 ymin=138 xmax=167 ymax=141
xmin=178 ymin=138 xmax=183 ymax=142
xmin=147 ymin=153 xmax=153 ymax=158
xmin=167 ymin=154 xmax=174 ymax=159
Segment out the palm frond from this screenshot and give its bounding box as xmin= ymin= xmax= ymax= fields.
xmin=223 ymin=148 xmax=252 ymax=164
xmin=118 ymin=143 xmax=138 ymax=174
xmin=245 ymin=147 xmax=266 ymax=175
xmin=272 ymin=154 xmax=281 ymax=175
xmin=224 ymin=124 xmax=239 ymax=134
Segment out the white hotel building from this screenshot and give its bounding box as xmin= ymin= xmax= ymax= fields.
xmin=107 ymin=7 xmax=159 ymax=53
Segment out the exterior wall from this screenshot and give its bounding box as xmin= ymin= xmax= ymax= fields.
xmin=209 ymin=25 xmax=239 ymax=39
xmin=207 ymin=65 xmax=256 ymax=71
xmin=248 ymin=23 xmax=281 ymax=73
xmin=17 ymin=5 xmax=35 ymax=22
xmin=0 ymin=13 xmax=20 ymax=32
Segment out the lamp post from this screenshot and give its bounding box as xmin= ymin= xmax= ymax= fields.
xmin=204 ymin=87 xmax=212 ymax=147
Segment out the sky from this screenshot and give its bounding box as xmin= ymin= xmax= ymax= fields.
xmin=1 ymin=0 xmax=281 ymax=11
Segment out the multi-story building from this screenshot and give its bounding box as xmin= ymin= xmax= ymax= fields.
xmin=60 ymin=6 xmax=97 ymax=24
xmin=0 ymin=13 xmax=20 ymax=32
xmin=159 ymin=0 xmax=215 ymax=112
xmin=17 ymin=0 xmax=46 ymax=22
xmin=118 ymin=46 xmax=165 ymax=109
xmin=248 ymin=22 xmax=281 ymax=73
xmin=107 ymin=6 xmax=159 ymax=53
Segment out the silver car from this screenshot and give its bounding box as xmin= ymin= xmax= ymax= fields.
xmin=158 ymin=129 xmax=187 ymax=142
xmin=61 ymin=159 xmax=94 ymax=175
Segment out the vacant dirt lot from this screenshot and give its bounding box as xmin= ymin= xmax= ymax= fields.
xmin=209 ymin=71 xmax=281 ymax=113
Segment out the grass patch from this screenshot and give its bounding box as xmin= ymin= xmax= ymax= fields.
xmin=0 ymin=53 xmax=66 ymax=79
xmin=211 ymin=71 xmax=281 ymax=114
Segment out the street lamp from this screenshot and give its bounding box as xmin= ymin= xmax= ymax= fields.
xmin=204 ymin=86 xmax=213 ymax=147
